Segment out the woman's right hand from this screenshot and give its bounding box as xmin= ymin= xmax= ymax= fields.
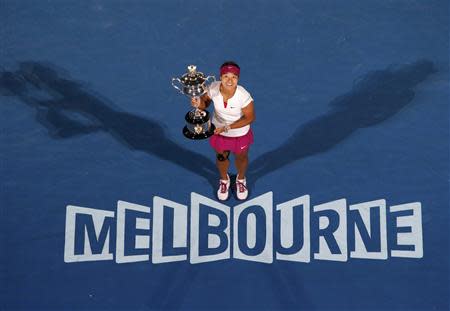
xmin=191 ymin=97 xmax=201 ymax=109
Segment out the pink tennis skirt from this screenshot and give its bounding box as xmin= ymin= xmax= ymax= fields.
xmin=210 ymin=129 xmax=254 ymax=154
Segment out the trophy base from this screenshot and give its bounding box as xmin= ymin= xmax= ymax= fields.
xmin=183 ymin=124 xmax=216 ymax=140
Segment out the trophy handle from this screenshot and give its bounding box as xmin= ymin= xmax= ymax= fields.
xmin=171 ymin=77 xmax=184 ymax=94
xmin=204 ymin=75 xmax=216 ymax=86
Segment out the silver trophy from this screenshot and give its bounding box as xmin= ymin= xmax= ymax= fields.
xmin=172 ymin=65 xmax=216 ymax=139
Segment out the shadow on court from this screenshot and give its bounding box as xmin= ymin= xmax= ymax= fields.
xmin=249 ymin=59 xmax=437 ymax=188
xmin=0 ymin=61 xmax=217 ymax=188
xmin=0 ymin=60 xmax=437 ymax=194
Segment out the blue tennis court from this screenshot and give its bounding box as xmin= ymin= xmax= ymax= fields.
xmin=1 ymin=1 xmax=449 ymax=310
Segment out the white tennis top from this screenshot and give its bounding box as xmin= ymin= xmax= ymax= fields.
xmin=207 ymin=81 xmax=253 ymax=137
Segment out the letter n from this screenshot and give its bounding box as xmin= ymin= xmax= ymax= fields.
xmin=349 ymin=199 xmax=387 ymax=260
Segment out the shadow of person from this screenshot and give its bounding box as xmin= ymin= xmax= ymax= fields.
xmin=249 ymin=60 xmax=437 ymax=188
xmin=0 ymin=60 xmax=437 ymax=195
xmin=0 ymin=61 xmax=217 ymax=188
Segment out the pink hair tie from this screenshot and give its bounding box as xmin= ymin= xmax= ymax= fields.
xmin=220 ymin=65 xmax=240 ymax=76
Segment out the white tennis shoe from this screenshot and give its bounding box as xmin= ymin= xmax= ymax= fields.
xmin=217 ymin=174 xmax=230 ymax=201
xmin=236 ymin=178 xmax=248 ymax=200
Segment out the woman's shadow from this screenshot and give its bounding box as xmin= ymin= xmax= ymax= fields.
xmin=0 ymin=61 xmax=218 ymax=188
xmin=249 ymin=59 xmax=437 ymax=188
xmin=0 ymin=60 xmax=437 ymax=193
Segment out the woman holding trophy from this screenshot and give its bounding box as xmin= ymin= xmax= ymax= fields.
xmin=191 ymin=61 xmax=255 ymax=201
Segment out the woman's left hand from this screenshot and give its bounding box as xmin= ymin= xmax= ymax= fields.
xmin=214 ymin=125 xmax=230 ymax=135
xmin=214 ymin=127 xmax=225 ymax=135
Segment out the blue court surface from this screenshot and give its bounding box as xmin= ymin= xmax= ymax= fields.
xmin=1 ymin=1 xmax=449 ymax=310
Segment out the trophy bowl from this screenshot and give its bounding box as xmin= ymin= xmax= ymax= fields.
xmin=172 ymin=65 xmax=216 ymax=140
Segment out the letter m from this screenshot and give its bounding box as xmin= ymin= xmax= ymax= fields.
xmin=64 ymin=205 xmax=115 ymax=263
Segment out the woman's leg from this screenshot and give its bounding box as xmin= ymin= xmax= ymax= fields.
xmin=235 ymin=149 xmax=249 ymax=180
xmin=216 ymin=150 xmax=230 ymax=180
